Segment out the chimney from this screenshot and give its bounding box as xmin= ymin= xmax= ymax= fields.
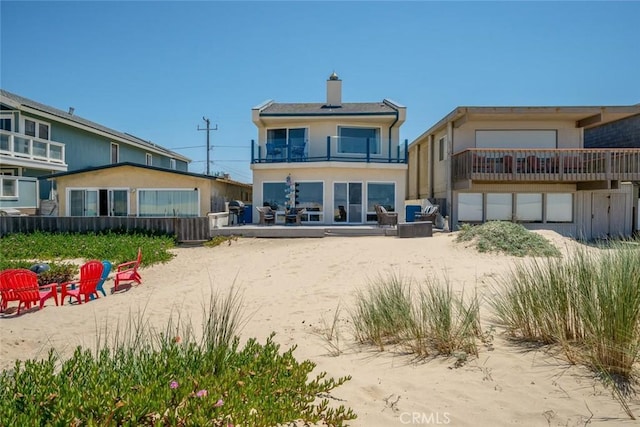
xmin=326 ymin=72 xmax=342 ymax=107
xmin=68 ymin=107 xmax=75 ymax=115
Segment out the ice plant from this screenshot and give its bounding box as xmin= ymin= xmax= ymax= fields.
xmin=214 ymin=399 xmax=224 ymax=407
xmin=170 ymin=381 xmax=179 ymax=389
xmin=196 ymin=389 xmax=208 ymax=398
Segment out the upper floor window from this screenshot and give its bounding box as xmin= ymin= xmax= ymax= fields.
xmin=111 ymin=143 xmax=119 ymax=164
xmin=146 ymin=153 xmax=153 ymax=166
xmin=267 ymin=128 xmax=307 ymax=147
xmin=0 ymin=113 xmax=13 ymax=132
xmin=439 ymin=137 xmax=446 ymax=161
xmin=338 ymin=127 xmax=380 ymax=155
xmin=23 ymin=118 xmax=50 ymax=140
xmin=170 ymin=158 xmax=176 ymax=170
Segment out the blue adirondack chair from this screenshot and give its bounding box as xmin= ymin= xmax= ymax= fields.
xmin=94 ymin=260 xmax=112 ymax=298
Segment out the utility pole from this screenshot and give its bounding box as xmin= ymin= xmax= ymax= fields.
xmin=197 ymin=117 xmax=218 ymax=175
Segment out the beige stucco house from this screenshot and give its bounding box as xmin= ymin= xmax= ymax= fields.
xmin=407 ymin=105 xmax=640 ymax=239
xmin=250 ymin=73 xmax=407 ymax=224
xmin=44 ymin=163 xmax=251 ymax=217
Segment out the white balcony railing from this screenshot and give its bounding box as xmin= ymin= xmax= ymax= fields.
xmin=0 ymin=130 xmax=66 ymax=167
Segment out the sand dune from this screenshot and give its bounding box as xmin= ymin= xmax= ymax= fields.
xmin=1 ymin=231 xmax=638 ymax=425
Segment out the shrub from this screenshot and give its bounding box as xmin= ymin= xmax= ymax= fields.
xmin=456 ymin=221 xmax=561 ymax=258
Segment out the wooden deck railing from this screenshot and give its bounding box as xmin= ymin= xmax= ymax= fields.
xmin=452 ymin=149 xmax=640 ymax=182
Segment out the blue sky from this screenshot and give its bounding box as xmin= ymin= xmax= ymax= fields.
xmin=2 ymin=1 xmax=639 ymax=183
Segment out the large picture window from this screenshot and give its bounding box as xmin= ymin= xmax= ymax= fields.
xmin=486 ymin=193 xmax=512 ymax=221
xmin=546 ymin=193 xmax=573 ymax=222
xmin=516 ymin=193 xmax=543 ymax=222
xmin=138 ymin=189 xmax=199 ymax=217
xmin=367 ymin=182 xmax=395 ymax=221
xmin=262 ymin=182 xmax=288 ymax=211
xmin=338 ymin=127 xmax=380 ymax=155
xmin=295 ymin=182 xmax=323 ymax=222
xmin=458 ymin=193 xmax=483 ymax=222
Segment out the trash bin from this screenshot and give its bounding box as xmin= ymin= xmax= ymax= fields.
xmin=242 ymin=204 xmax=253 ymax=224
xmin=405 ymin=205 xmax=421 ymax=223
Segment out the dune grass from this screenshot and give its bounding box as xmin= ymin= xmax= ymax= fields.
xmin=491 ymin=240 xmax=640 ymax=380
xmin=350 ymin=272 xmax=481 ymax=359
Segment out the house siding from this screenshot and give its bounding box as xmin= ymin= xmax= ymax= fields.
xmin=584 ymin=114 xmax=640 ymax=149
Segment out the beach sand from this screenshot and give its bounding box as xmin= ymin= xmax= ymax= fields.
xmin=1 ymin=231 xmax=638 ymax=426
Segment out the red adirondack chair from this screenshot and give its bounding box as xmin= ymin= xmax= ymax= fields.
xmin=0 ymin=269 xmax=58 ymax=315
xmin=113 ymin=248 xmax=142 ymax=293
xmin=60 ymin=260 xmax=104 ymax=305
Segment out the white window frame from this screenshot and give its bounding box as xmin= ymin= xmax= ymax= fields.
xmin=111 ymin=142 xmax=119 ymax=164
xmin=0 ymin=112 xmax=14 ymax=132
xmin=170 ymin=158 xmax=176 ymax=170
xmin=0 ymin=176 xmax=19 ymax=199
xmin=22 ymin=117 xmax=50 ymax=140
xmin=146 ymin=153 xmax=153 ymax=166
xmin=137 ymin=188 xmax=200 ymax=217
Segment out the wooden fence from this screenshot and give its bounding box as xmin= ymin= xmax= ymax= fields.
xmin=0 ymin=216 xmax=211 ymax=243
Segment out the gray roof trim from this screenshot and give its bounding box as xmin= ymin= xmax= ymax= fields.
xmin=1 ymin=89 xmax=191 ymax=162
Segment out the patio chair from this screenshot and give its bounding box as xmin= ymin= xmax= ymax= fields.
xmin=256 ymin=206 xmax=275 ymax=225
xmin=94 ymin=260 xmax=112 ymax=298
xmin=374 ymin=204 xmax=398 ymax=227
xmin=290 ymin=139 xmax=306 ymax=160
xmin=113 ymin=248 xmax=142 ymax=293
xmin=0 ymin=269 xmax=58 ymax=315
xmin=415 ymin=205 xmax=439 ymax=223
xmin=285 ymin=207 xmax=306 ymax=225
xmin=60 ymin=260 xmax=104 ymax=305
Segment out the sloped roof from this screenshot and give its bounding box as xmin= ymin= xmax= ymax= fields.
xmin=258 ymin=102 xmax=399 ymax=116
xmin=0 ymin=89 xmax=190 ymax=162
xmin=42 ymin=162 xmax=251 ymax=188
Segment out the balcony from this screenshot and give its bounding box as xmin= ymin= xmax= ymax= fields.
xmin=452 ymin=149 xmax=640 ymax=184
xmin=251 ymin=137 xmax=408 ymax=164
xmin=0 ymin=130 xmax=67 ymax=171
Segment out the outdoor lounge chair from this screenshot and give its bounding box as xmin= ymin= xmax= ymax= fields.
xmin=374 ymin=204 xmax=398 ymax=227
xmin=256 ymin=206 xmax=275 ymax=225
xmin=94 ymin=260 xmax=112 ymax=298
xmin=0 ymin=269 xmax=58 ymax=315
xmin=113 ymin=248 xmax=142 ymax=293
xmin=285 ymin=207 xmax=306 ymax=225
xmin=60 ymin=260 xmax=104 ymax=305
xmin=415 ymin=205 xmax=439 ymax=223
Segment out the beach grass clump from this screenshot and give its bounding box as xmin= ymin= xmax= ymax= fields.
xmin=350 ymin=273 xmax=415 ymax=350
xmin=0 ymin=230 xmax=175 ymax=269
xmin=456 ymin=221 xmax=561 ymax=258
xmin=406 ymin=280 xmax=481 ymax=358
xmin=351 ymin=273 xmax=482 ymax=359
xmin=491 ymin=240 xmax=640 ymax=380
xmin=0 ymin=288 xmax=356 ymax=426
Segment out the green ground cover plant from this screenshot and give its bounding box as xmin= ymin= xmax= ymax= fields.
xmin=0 ymin=287 xmax=356 ymax=426
xmin=456 ymin=221 xmax=561 ymax=258
xmin=0 ymin=231 xmax=176 ymax=269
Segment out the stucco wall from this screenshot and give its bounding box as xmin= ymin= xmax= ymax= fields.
xmin=252 ymin=163 xmax=407 ymax=223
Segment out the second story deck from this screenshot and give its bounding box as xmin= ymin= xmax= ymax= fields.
xmin=0 ymin=130 xmax=67 ymax=171
xmin=251 ymin=137 xmax=408 ymax=165
xmin=453 ymin=149 xmax=640 ymax=184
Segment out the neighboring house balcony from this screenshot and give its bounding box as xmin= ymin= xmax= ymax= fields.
xmin=0 ymin=130 xmax=67 ymax=171
xmin=251 ymin=137 xmax=408 ymax=165
xmin=452 ymin=148 xmax=640 ymax=187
